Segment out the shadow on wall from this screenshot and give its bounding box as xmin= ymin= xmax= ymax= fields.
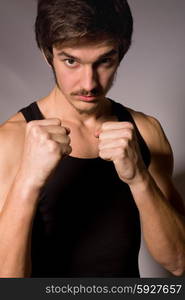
xmin=139 ymin=171 xmax=185 ymax=278
xmin=173 ymin=171 xmax=185 ymax=275
xmin=173 ymin=171 xmax=185 ymax=205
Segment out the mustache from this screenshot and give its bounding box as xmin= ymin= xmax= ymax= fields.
xmin=71 ymin=88 xmax=103 ymax=97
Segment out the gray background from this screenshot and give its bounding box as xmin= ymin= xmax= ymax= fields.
xmin=0 ymin=0 xmax=185 ymax=277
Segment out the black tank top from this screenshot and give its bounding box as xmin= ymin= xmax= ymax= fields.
xmin=19 ymin=99 xmax=151 ymax=277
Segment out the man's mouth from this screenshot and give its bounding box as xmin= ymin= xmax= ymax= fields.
xmin=73 ymin=94 xmax=100 ymax=102
xmin=72 ymin=88 xmax=102 ymax=102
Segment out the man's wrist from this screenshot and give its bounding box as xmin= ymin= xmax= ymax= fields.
xmin=9 ymin=172 xmax=42 ymax=209
xmin=14 ymin=170 xmax=42 ymax=195
xmin=127 ymin=170 xmax=152 ymax=193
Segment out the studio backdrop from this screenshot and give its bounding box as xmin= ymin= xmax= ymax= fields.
xmin=0 ymin=0 xmax=185 ymax=277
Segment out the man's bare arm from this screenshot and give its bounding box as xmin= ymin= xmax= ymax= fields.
xmin=0 ymin=177 xmax=40 ymax=277
xmin=130 ymin=113 xmax=185 ymax=276
xmin=98 ymin=111 xmax=185 ymax=276
xmin=0 ymin=118 xmax=71 ymax=277
xmin=0 ymin=121 xmax=39 ymax=277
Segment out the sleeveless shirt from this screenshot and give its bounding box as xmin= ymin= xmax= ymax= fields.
xmin=18 ymin=99 xmax=151 ymax=277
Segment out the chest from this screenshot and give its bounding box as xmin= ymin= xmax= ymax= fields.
xmin=62 ymin=115 xmax=118 ymax=158
xmin=64 ymin=123 xmax=100 ymax=158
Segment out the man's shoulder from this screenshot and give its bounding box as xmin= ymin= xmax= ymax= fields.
xmin=0 ymin=113 xmax=27 ymax=210
xmin=125 ymin=106 xmax=161 ymax=134
xmin=0 ymin=112 xmax=26 ymax=132
xmin=126 ymin=106 xmax=173 ymax=160
xmin=0 ymin=112 xmax=26 ymax=156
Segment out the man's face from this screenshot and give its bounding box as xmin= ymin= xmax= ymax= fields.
xmin=52 ymin=40 xmax=119 ymax=114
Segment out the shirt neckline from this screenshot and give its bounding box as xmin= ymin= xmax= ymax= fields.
xmin=34 ymin=98 xmax=118 ymax=161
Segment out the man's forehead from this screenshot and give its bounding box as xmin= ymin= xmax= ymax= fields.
xmin=54 ymin=37 xmax=118 ymax=49
xmin=53 ymin=40 xmax=119 ymax=58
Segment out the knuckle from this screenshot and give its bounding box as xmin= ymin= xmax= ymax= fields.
xmin=47 ymin=140 xmax=58 ymax=152
xmin=129 ymin=131 xmax=133 ymax=140
xmin=122 ymin=121 xmax=134 ymax=129
xmin=120 ymin=138 xmax=126 ymax=146
xmin=120 ymin=138 xmax=128 ymax=147
xmin=29 ymin=124 xmax=42 ymax=136
xmin=68 ymin=145 xmax=72 ymax=153
xmin=124 ymin=128 xmax=133 ymax=139
xmin=65 ymin=145 xmax=72 ymax=155
xmin=101 ymin=123 xmax=107 ymax=130
xmin=27 ymin=120 xmax=36 ymax=128
xmin=98 ymin=133 xmax=102 ymax=140
xmin=117 ymin=147 xmax=124 ymax=156
xmin=27 ymin=121 xmax=37 ymax=132
xmin=125 ymin=121 xmax=132 ymax=126
xmin=62 ymin=134 xmax=71 ymax=145
xmin=52 ymin=118 xmax=61 ymax=125
xmin=66 ymin=135 xmax=71 ymax=144
xmin=128 ymin=122 xmax=134 ymax=130
xmin=99 ymin=132 xmax=105 ymax=140
xmin=101 ymin=122 xmax=110 ymax=130
xmin=61 ymin=127 xmax=68 ymax=135
xmin=41 ymin=131 xmax=50 ymax=140
xmin=130 ymin=127 xmax=135 ymax=137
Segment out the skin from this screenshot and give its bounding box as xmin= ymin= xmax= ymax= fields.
xmin=0 ymin=40 xmax=185 ymax=277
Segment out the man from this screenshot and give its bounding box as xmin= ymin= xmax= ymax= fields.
xmin=0 ymin=0 xmax=184 ymax=278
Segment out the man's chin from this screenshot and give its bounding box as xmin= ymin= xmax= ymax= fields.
xmin=64 ymin=93 xmax=108 ymax=114
xmin=75 ymin=103 xmax=100 ymax=115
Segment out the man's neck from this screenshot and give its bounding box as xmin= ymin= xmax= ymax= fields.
xmin=40 ymin=86 xmax=112 ymax=128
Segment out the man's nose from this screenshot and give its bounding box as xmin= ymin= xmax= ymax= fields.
xmin=81 ymin=65 xmax=98 ymax=92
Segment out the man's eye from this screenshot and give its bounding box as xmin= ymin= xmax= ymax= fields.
xmin=101 ymin=58 xmax=112 ymax=64
xmin=64 ymin=59 xmax=78 ymax=67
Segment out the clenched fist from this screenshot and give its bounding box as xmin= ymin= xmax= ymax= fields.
xmin=96 ymin=121 xmax=147 ymax=186
xmin=17 ymin=118 xmax=72 ymax=190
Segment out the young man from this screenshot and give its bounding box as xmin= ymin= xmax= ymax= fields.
xmin=0 ymin=0 xmax=184 ymax=278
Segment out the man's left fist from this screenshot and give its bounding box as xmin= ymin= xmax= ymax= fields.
xmin=97 ymin=121 xmax=147 ymax=186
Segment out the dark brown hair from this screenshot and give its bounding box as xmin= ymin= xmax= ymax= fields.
xmin=35 ymin=0 xmax=133 ymax=65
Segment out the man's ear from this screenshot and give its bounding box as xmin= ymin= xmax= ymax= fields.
xmin=41 ymin=50 xmax=52 ymax=67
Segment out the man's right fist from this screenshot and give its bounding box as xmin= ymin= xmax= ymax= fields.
xmin=17 ymin=118 xmax=72 ymax=189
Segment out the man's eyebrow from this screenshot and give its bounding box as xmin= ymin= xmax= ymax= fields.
xmin=98 ymin=49 xmax=118 ymax=59
xmin=57 ymin=49 xmax=118 ymax=61
xmin=57 ymin=51 xmax=78 ymax=60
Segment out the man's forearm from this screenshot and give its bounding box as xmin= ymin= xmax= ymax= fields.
xmin=130 ymin=172 xmax=185 ymax=276
xmin=0 ymin=177 xmax=40 ymax=277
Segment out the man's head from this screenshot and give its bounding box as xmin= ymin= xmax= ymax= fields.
xmin=35 ymin=0 xmax=133 ymax=114
xmin=35 ymin=0 xmax=133 ymax=66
